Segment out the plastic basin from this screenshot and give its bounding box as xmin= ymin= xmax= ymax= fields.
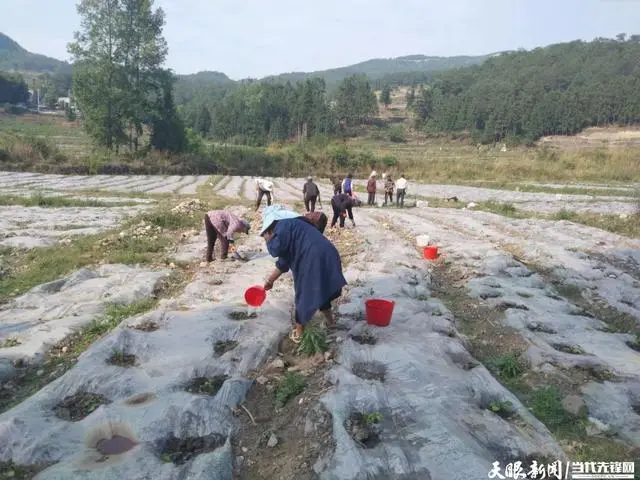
xmin=244 ymin=285 xmax=266 ymax=307
xmin=365 ymin=299 xmax=395 ymax=327
xmin=423 ymin=246 xmax=439 ymax=260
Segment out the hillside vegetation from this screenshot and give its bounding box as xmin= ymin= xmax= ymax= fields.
xmin=0 ymin=33 xmax=70 ymax=73
xmin=262 ymin=54 xmax=488 ymax=89
xmin=410 ymin=36 xmax=640 ymax=143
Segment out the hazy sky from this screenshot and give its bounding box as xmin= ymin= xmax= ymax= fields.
xmin=1 ymin=0 xmax=639 ymax=79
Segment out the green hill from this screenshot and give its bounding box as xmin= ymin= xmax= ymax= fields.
xmin=0 ymin=32 xmax=71 ymax=74
xmin=263 ymin=54 xmax=489 ymax=88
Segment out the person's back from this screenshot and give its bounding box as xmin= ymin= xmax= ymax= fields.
xmin=273 ymin=218 xmax=339 ymax=274
xmin=396 ymin=175 xmax=408 ymax=207
xmin=342 ymin=176 xmax=353 ymax=195
xmin=332 ymin=193 xmax=351 ymax=210
xmin=304 ymin=180 xmax=319 ymax=198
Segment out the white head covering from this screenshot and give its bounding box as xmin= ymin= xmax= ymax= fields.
xmin=370 ymin=170 xmax=377 ymax=178
xmin=259 ymin=205 xmax=300 ymax=236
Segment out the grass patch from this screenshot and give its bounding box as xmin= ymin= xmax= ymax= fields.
xmin=274 ymin=372 xmax=306 ymax=408
xmin=552 ymin=210 xmax=640 ymax=239
xmin=490 ymin=353 xmax=528 ymax=379
xmin=0 ymin=337 xmax=21 ymax=348
xmin=364 ymin=411 xmax=383 ymax=425
xmin=184 ymin=375 xmax=228 ymax=396
xmin=479 ymin=200 xmax=522 ymax=218
xmin=488 ymin=400 xmax=514 ymax=419
xmin=0 ymin=298 xmax=157 ymax=413
xmin=298 ymin=326 xmax=328 ymax=356
xmin=0 ymin=460 xmax=54 ymax=480
xmin=529 ymin=386 xmax=579 ymax=432
xmin=0 ymin=193 xmax=126 ymax=208
xmin=141 ymin=211 xmax=202 ymax=230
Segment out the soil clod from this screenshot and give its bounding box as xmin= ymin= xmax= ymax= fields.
xmin=54 ymin=391 xmax=110 ymax=421
xmin=551 ymin=343 xmax=586 ymax=355
xmin=214 ymin=340 xmax=238 ymax=356
xmin=157 ymin=433 xmax=226 ymax=465
xmin=184 ymin=375 xmax=228 ymax=396
xmin=228 ymin=311 xmax=257 ymax=321
xmin=527 ymin=323 xmax=557 ymax=334
xmin=123 ymin=392 xmax=156 ymax=406
xmin=107 ymin=351 xmax=137 ymax=367
xmin=345 ymin=412 xmax=382 ymax=449
xmin=131 ymin=320 xmax=159 ymax=332
xmin=352 ymin=361 xmax=387 ymax=382
xmin=349 ymin=332 xmax=377 ymax=345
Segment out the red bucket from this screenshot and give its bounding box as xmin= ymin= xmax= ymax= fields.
xmin=244 ymin=285 xmax=266 ymax=307
xmin=365 ymin=299 xmax=395 ymax=327
xmin=423 ymin=246 xmax=438 ymax=260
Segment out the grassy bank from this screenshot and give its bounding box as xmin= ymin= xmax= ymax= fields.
xmin=3 ymin=114 xmax=640 ymax=183
xmin=0 ymin=189 xmax=229 ymax=300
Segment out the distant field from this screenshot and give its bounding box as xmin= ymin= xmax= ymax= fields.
xmin=0 ymin=113 xmax=90 ymax=158
xmin=2 ymin=110 xmax=640 ymax=184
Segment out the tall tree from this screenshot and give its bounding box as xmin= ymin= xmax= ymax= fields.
xmin=195 ymin=105 xmax=212 ymax=136
xmin=68 ymin=0 xmax=169 ymax=152
xmin=380 ymin=85 xmax=391 ymax=108
xmin=68 ymin=0 xmax=124 ymax=150
xmin=150 ymin=70 xmax=186 ymax=153
xmin=335 ymin=75 xmax=378 ymax=126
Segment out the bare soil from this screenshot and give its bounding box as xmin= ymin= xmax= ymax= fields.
xmin=232 ymin=334 xmax=336 ymax=480
xmin=54 ymin=391 xmax=110 ymax=421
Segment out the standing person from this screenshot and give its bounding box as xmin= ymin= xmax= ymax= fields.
xmin=331 ymin=176 xmax=342 ymax=195
xmin=255 ymin=178 xmax=274 ymax=211
xmin=396 ymin=174 xmax=408 ymax=207
xmin=366 ymin=171 xmax=377 ymax=206
xmin=304 ymin=211 xmax=329 ymax=234
xmin=384 ymin=175 xmax=395 ymax=205
xmin=341 ymin=173 xmax=354 ymax=197
xmin=203 ymin=210 xmax=250 ymax=262
xmin=302 ymin=176 xmax=320 ymax=212
xmin=261 ymin=208 xmax=347 ymax=343
xmin=331 ymin=192 xmax=356 ymax=228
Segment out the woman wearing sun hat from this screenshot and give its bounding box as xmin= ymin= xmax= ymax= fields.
xmin=259 ymin=205 xmax=347 ymax=343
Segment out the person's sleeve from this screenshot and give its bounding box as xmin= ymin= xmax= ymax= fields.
xmin=275 ymin=257 xmax=290 ymax=273
xmin=303 ymin=184 xmax=307 ymax=194
xmin=266 ymin=226 xmax=291 ymax=273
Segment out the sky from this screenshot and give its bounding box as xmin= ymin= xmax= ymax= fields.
xmin=1 ymin=0 xmax=639 ymax=79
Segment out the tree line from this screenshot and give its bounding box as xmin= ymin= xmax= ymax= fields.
xmin=0 ymin=72 xmax=28 ymax=104
xmin=180 ymin=74 xmax=378 ymax=146
xmin=406 ymin=35 xmax=640 ymax=143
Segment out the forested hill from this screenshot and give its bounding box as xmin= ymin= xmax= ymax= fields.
xmin=0 ymin=33 xmax=70 ymax=73
xmin=172 ymin=54 xmax=488 ymax=107
xmin=262 ymin=54 xmax=489 ymax=88
xmin=410 ymin=36 xmax=640 ymax=143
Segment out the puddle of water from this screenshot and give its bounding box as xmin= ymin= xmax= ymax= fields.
xmin=96 ymin=435 xmax=138 ymax=455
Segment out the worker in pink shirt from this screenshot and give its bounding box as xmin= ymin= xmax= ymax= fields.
xmin=204 ymin=210 xmax=250 ymax=262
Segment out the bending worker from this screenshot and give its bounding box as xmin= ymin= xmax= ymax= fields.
xmin=331 ymin=192 xmax=356 ymax=228
xmin=261 ymin=205 xmax=347 ymax=343
xmin=255 ymin=178 xmax=274 ymax=211
xmin=204 ymin=210 xmax=250 ymax=262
